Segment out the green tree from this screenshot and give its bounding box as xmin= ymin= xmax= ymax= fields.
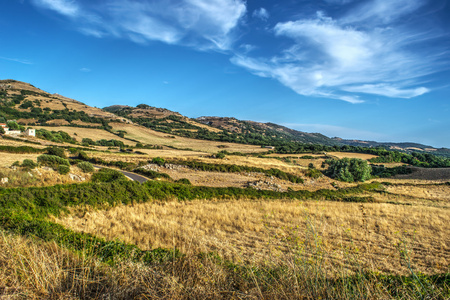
xmin=325 ymin=158 xmax=372 ymax=182
xmin=7 ymin=121 xmax=19 ymax=130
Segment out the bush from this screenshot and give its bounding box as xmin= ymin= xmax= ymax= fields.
xmin=324 ymin=158 xmax=372 ymax=182
xmin=77 ymin=161 xmax=94 ymax=173
xmin=175 ymin=178 xmax=192 ymax=185
xmin=305 ymin=168 xmax=322 ymax=179
xmin=152 ymin=157 xmax=165 ymax=166
xmin=21 ymin=159 xmax=37 ymax=170
xmin=12 ymin=161 xmax=20 ymax=167
xmin=46 ymin=147 xmax=66 ymax=158
xmin=77 ymin=150 xmax=89 ymax=160
xmin=57 ymin=164 xmax=70 ymax=175
xmin=37 ymin=154 xmax=70 ymax=168
xmin=91 ymin=168 xmax=127 ymax=182
xmin=215 ymin=152 xmax=226 ymax=159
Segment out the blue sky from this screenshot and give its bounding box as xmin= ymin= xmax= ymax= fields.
xmin=1 ymin=0 xmax=450 ymax=147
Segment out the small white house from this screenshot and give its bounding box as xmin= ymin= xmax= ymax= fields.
xmin=24 ymin=128 xmax=36 ymax=137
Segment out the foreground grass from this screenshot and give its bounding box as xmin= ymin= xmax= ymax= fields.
xmin=1 ymin=180 xmax=448 ymax=299
xmin=1 ymin=228 xmax=448 ymax=299
xmin=57 ymin=199 xmax=450 ymax=275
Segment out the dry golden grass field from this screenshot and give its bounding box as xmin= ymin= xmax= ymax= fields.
xmin=0 ymin=166 xmax=92 ymax=188
xmin=57 ymin=195 xmax=450 ymax=276
xmin=109 ymin=122 xmax=264 ymax=153
xmin=0 ymin=137 xmax=47 ymax=148
xmin=326 ymin=152 xmax=379 ymax=160
xmin=0 ymin=153 xmax=41 ymax=168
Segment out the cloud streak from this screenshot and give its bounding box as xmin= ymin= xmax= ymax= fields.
xmin=30 ymin=0 xmax=246 ymax=51
xmin=232 ymin=0 xmax=447 ymax=102
xmin=0 ymin=56 xmax=33 ymax=65
xmin=32 ymin=0 xmax=79 ymax=17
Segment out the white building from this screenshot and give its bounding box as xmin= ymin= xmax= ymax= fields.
xmin=24 ymin=128 xmax=36 ymax=137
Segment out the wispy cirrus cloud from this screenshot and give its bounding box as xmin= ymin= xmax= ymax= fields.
xmin=30 ymin=0 xmax=246 ymax=50
xmin=0 ymin=56 xmax=33 ymax=65
xmin=232 ymin=0 xmax=447 ymax=103
xmin=31 ymin=0 xmax=79 ymax=17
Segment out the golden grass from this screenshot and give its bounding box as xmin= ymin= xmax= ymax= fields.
xmin=57 ymin=198 xmax=450 ymax=275
xmin=0 ymin=137 xmax=47 ymax=148
xmin=386 ymin=184 xmax=450 ymax=202
xmin=0 ymin=153 xmax=41 ymax=167
xmin=326 ymin=152 xmax=378 ymax=160
xmin=109 ymin=122 xmax=264 ymax=153
xmin=0 ymin=166 xmax=91 ymax=188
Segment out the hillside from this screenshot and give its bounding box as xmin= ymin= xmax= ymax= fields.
xmin=333 ymin=137 xmax=450 ymax=157
xmin=196 ymin=116 xmax=337 ymax=145
xmin=2 ymin=79 xmax=449 ymax=154
xmin=0 ymin=79 xmax=128 ymax=127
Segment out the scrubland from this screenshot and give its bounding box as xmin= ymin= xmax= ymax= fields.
xmin=0 ymin=134 xmax=449 ymax=299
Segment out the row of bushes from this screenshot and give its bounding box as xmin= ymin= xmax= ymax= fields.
xmin=163 ymin=159 xmax=304 ymax=184
xmin=0 ymin=145 xmax=45 ymax=154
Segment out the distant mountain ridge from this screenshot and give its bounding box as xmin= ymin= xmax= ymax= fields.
xmin=1 ymin=79 xmax=449 ymax=154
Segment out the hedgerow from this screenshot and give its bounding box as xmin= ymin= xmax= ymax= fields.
xmin=37 ymin=154 xmax=70 ymax=168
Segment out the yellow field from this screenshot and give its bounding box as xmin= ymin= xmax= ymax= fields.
xmin=0 ymin=137 xmax=47 ymax=149
xmin=0 ymin=153 xmax=41 ymax=167
xmin=326 ymin=152 xmax=378 ymax=160
xmin=57 ymin=197 xmax=450 ymax=275
xmin=110 ymin=122 xmax=264 ymax=153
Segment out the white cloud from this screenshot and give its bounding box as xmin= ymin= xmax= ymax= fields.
xmin=30 ymin=0 xmax=246 ymax=51
xmin=231 ymin=5 xmax=440 ymax=102
xmin=343 ymin=84 xmax=429 ymax=98
xmin=252 ymin=8 xmax=269 ymax=21
xmin=0 ymin=56 xmax=33 ymax=65
xmin=341 ymin=0 xmax=426 ymax=24
xmin=32 ymin=0 xmax=80 ymax=17
xmin=79 ymin=67 xmax=91 ymax=72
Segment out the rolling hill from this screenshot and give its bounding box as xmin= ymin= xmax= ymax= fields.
xmin=1 ymin=79 xmax=449 ymax=155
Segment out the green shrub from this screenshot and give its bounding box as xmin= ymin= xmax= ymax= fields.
xmin=305 ymin=168 xmax=322 ymax=179
xmin=21 ymin=159 xmax=37 ymax=170
xmin=134 ymin=168 xmax=171 ymax=180
xmin=152 ymin=157 xmax=165 ymax=166
xmin=77 ymin=161 xmax=94 ymax=173
xmin=57 ymin=165 xmax=70 ymax=175
xmin=175 ymin=178 xmax=192 ymax=185
xmin=57 ymin=164 xmax=70 ymax=175
xmin=46 ymin=147 xmax=66 ymax=158
xmin=12 ymin=161 xmax=20 ymax=167
xmin=324 ymin=158 xmax=372 ymax=182
xmin=91 ymin=168 xmax=127 ymax=182
xmin=216 ymin=152 xmax=226 ymax=159
xmin=77 ymin=150 xmax=89 ymax=160
xmin=37 ymin=154 xmax=70 ymax=168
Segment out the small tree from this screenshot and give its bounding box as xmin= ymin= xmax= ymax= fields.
xmin=152 ymin=157 xmax=165 ymax=166
xmin=21 ymin=159 xmax=37 ymax=170
xmin=77 ymin=161 xmax=94 ymax=173
xmin=46 ymin=147 xmax=66 ymax=158
xmin=7 ymin=121 xmax=19 ymax=130
xmin=58 ymin=164 xmax=70 ymax=175
xmin=324 ymin=158 xmax=372 ymax=182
